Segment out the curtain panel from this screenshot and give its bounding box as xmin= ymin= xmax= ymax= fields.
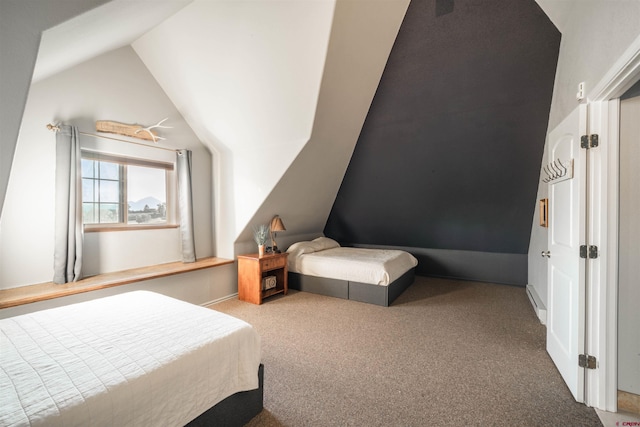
xmin=177 ymin=149 xmax=196 ymax=262
xmin=53 ymin=125 xmax=83 ymax=283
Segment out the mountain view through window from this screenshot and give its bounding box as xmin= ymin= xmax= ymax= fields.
xmin=81 ymin=156 xmax=168 ymax=226
xmin=127 ymin=165 xmax=166 ymax=224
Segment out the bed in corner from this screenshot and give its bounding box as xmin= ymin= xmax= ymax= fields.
xmin=287 ymin=237 xmax=418 ymax=307
xmin=0 ymin=291 xmax=262 ymax=427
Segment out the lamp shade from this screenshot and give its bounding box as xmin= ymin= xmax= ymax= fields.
xmin=269 ymin=215 xmax=286 ymax=252
xmin=270 ymin=216 xmax=286 ymax=232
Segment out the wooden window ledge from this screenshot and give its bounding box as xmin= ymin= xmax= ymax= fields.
xmin=0 ymin=257 xmax=234 ymax=309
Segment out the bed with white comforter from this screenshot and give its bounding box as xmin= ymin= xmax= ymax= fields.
xmin=0 ymin=291 xmax=261 ymax=427
xmin=287 ymin=237 xmax=418 ymax=306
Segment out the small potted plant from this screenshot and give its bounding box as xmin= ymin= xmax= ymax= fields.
xmin=253 ymin=224 xmax=269 ymax=257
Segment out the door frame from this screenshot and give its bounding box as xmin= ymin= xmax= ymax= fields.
xmin=585 ymin=34 xmax=640 ymax=411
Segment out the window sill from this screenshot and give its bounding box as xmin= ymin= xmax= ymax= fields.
xmin=0 ymin=257 xmax=234 ymax=309
xmin=85 ymin=224 xmax=179 ymax=232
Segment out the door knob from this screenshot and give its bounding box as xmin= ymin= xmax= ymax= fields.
xmin=541 ymin=251 xmax=551 ymax=258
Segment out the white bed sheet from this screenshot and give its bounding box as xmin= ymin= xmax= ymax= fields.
xmin=0 ymin=291 xmax=261 ymax=427
xmin=289 ymin=247 xmax=418 ymax=286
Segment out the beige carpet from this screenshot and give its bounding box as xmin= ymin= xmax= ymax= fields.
xmin=212 ymin=276 xmax=602 ymax=426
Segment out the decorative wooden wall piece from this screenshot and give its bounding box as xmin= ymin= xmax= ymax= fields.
xmin=96 ymin=118 xmax=171 ymax=143
xmin=539 ymin=198 xmax=548 ymax=227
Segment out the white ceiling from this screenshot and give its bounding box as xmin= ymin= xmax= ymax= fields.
xmin=32 ymin=0 xmax=193 ymax=83
xmin=31 ymin=0 xmax=573 ymax=85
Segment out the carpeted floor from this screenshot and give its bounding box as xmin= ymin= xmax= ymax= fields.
xmin=212 ymin=276 xmax=602 ymax=426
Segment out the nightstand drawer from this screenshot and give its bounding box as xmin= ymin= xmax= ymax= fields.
xmin=260 ymin=256 xmax=286 ymax=270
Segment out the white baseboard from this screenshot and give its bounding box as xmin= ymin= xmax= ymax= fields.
xmin=526 ymin=284 xmax=547 ymax=325
xmin=202 ymin=293 xmax=238 ymax=307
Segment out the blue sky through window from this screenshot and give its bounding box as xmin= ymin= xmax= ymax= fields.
xmin=128 ymin=165 xmax=165 ymax=204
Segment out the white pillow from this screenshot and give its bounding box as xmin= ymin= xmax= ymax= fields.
xmin=286 ymin=237 xmax=340 ymax=257
xmin=286 ymin=241 xmax=317 ymax=257
xmin=311 ymin=237 xmax=340 ymax=251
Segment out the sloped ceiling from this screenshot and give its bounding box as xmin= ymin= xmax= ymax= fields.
xmin=133 ymin=0 xmax=410 ymax=257
xmin=534 ymin=0 xmax=575 ymax=33
xmin=0 ymin=0 xmax=112 ymax=215
xmin=132 ymin=0 xmax=335 ymax=258
xmin=32 ymin=0 xmax=193 ymax=83
xmin=1 ymin=0 xmax=410 ymax=260
xmin=239 ymin=0 xmax=410 ymax=247
xmin=324 ymin=0 xmax=561 ymax=260
xmin=2 ymin=0 xmax=568 ymax=267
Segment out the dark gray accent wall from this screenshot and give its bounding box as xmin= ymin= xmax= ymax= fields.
xmin=324 ymin=0 xmax=560 ymax=285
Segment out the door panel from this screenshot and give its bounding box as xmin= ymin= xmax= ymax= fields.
xmin=546 ymin=104 xmax=586 ymax=402
xmin=618 ymin=94 xmax=640 ymax=394
xmin=551 ymin=163 xmax=574 ymax=247
xmin=549 ymin=265 xmax=573 ymax=355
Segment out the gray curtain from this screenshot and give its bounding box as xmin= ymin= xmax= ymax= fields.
xmin=177 ymin=149 xmax=196 ymax=262
xmin=53 ymin=125 xmax=83 ymax=283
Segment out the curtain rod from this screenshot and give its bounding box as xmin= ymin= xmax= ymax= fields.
xmin=46 ymin=123 xmax=178 ymax=153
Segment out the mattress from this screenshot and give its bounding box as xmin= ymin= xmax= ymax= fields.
xmin=0 ymin=291 xmax=261 ymax=427
xmin=287 ymin=237 xmax=418 ymax=286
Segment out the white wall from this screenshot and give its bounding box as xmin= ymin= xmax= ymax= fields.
xmin=528 ymin=1 xmax=640 ymax=306
xmin=0 ymin=264 xmax=236 ymax=320
xmin=0 ymin=46 xmax=212 ymax=289
xmin=542 ymin=1 xmax=640 ymax=132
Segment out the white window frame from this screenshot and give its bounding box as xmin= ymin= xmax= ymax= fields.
xmin=81 ymin=150 xmax=177 ymax=231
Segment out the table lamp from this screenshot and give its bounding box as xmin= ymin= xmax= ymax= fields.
xmin=269 ymin=215 xmax=286 ymax=253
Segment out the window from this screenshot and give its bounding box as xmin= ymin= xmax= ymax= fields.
xmin=81 ymin=151 xmax=174 ymax=228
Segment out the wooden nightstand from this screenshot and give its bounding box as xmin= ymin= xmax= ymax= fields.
xmin=237 ymin=252 xmax=288 ymax=304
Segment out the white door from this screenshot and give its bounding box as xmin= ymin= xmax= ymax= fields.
xmin=546 ymin=104 xmax=587 ymax=402
xmin=618 ymin=94 xmax=640 ymax=395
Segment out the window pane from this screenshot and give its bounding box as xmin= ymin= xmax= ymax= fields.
xmin=99 ymin=204 xmax=120 ymax=223
xmin=127 ymin=165 xmax=167 ymax=224
xmin=81 ymin=152 xmax=171 ymax=227
xmin=82 ymin=179 xmax=96 ymax=203
xmin=99 ymin=180 xmax=120 ymax=203
xmin=83 ymin=203 xmax=97 ymax=224
xmin=81 ymin=159 xmax=95 ymax=178
xmin=99 ymin=161 xmax=119 ymax=180
xmin=130 ymin=212 xmax=152 ymax=224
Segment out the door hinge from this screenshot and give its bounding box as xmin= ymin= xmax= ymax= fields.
xmin=579 ymin=245 xmax=598 ymax=259
xmin=581 ymin=134 xmax=599 ymax=149
xmin=578 ymin=354 xmax=597 ymax=369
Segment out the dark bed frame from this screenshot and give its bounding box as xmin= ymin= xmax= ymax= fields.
xmin=288 ymin=268 xmax=415 ymax=307
xmin=186 ymin=363 xmax=264 ymax=427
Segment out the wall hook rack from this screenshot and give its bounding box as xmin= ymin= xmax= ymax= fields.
xmin=542 ymin=158 xmax=573 ymax=184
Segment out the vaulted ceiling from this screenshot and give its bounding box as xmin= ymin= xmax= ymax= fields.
xmin=131 ymin=0 xmax=413 ymax=257
xmin=31 ymin=0 xmax=193 ymax=83
xmin=2 ymin=0 xmax=563 ymax=273
xmin=0 ymin=0 xmax=411 ymax=259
